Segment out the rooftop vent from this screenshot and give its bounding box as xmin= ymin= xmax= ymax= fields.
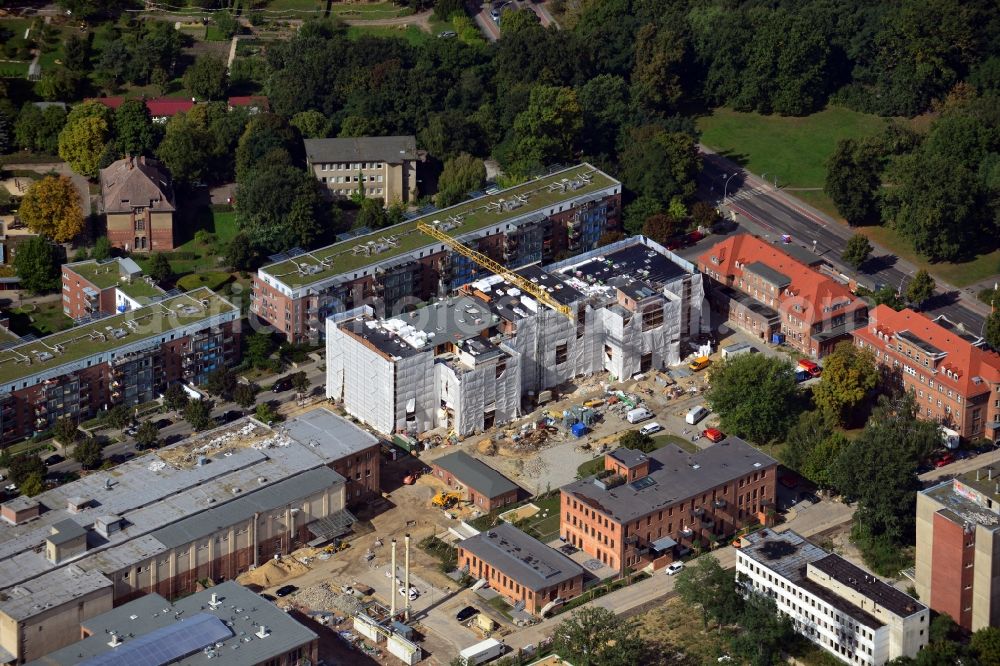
xmin=255 ymin=625 xmax=269 ymax=639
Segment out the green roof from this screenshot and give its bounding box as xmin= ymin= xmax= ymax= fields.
xmin=117 ymin=279 xmax=164 ymax=301
xmin=66 ymin=260 xmax=129 ymax=290
xmin=261 ymin=163 xmax=617 ymax=291
xmin=0 ymin=288 xmax=237 ymax=387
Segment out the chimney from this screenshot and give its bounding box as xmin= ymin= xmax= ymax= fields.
xmin=208 ymin=592 xmax=221 ymax=609
xmin=404 ymin=533 xmax=411 ymax=622
xmin=990 ymin=468 xmax=993 ymax=481
xmin=978 ymin=469 xmax=982 ymax=482
xmin=255 ymin=625 xmax=269 ymax=639
xmin=390 ymin=539 xmax=397 ymax=619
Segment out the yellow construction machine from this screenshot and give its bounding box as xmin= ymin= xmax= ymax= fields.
xmin=431 ymin=491 xmax=462 ymax=509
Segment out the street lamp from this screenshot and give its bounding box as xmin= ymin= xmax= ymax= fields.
xmin=723 ymin=173 xmax=738 ymax=203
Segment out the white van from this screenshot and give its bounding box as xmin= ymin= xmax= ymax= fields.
xmin=626 ymin=407 xmax=653 ymax=424
xmin=685 ymin=405 xmax=709 ymax=425
xmin=639 ymin=422 xmax=663 ymax=436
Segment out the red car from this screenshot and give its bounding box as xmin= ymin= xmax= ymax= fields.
xmin=702 ymin=428 xmax=725 ymax=443
xmin=934 ymin=454 xmax=955 ymax=468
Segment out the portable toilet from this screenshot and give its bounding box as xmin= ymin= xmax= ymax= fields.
xmin=571 ymin=422 xmax=588 ymax=438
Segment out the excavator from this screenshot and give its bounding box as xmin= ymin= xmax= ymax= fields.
xmin=431 ymin=491 xmax=462 ymax=509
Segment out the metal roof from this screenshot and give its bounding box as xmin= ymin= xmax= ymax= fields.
xmin=431 ymin=451 xmax=519 ymax=499
xmin=458 ymin=523 xmax=583 ymax=592
xmin=28 ymin=582 xmax=317 ymax=666
xmin=745 ymin=261 xmax=791 ymax=288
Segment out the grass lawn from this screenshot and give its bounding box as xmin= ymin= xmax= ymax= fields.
xmin=204 ymin=25 xmax=229 ymax=41
xmin=346 ymin=24 xmax=429 ymax=45
xmin=515 ymin=494 xmax=561 ymax=543
xmin=486 ymin=595 xmax=513 ymax=621
xmin=210 ymin=210 xmax=239 ymax=242
xmin=176 ymin=271 xmax=233 ymax=292
xmin=263 ymin=0 xmax=328 ymax=10
xmin=858 ymin=224 xmax=1000 ymax=289
xmin=576 ymin=433 xmax=699 ymax=478
xmin=8 ymin=300 xmax=73 ymax=337
xmin=697 ymin=105 xmax=889 ymax=190
xmin=0 ymin=61 xmax=31 ymax=78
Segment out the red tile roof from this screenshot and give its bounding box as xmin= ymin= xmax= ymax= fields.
xmin=697 ymin=234 xmax=864 ymax=326
xmin=855 ymin=305 xmax=1000 ymax=395
xmin=227 ymin=96 xmax=269 ymax=110
xmin=86 ymin=98 xmax=194 ymax=117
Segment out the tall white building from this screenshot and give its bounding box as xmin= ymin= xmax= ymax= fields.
xmin=737 ymin=529 xmax=929 ymax=666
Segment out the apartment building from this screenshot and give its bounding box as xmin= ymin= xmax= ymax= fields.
xmin=61 ymin=257 xmax=164 ymax=319
xmin=100 ymin=155 xmax=176 ymax=251
xmin=254 ymin=163 xmax=623 ymax=342
xmin=29 ymin=581 xmax=318 ymax=666
xmin=915 ymin=463 xmax=1000 ymax=631
xmin=560 ymin=437 xmax=777 ymax=572
xmin=698 ymin=234 xmax=868 ymax=358
xmin=0 ymin=288 xmax=239 ymax=446
xmin=430 ymin=451 xmax=520 ymax=511
xmin=304 ymin=136 xmax=423 ymax=203
xmin=739 ymin=529 xmax=928 ymax=665
xmin=325 ymin=235 xmax=706 ymax=437
xmin=852 ymin=306 xmax=1000 ymax=442
xmin=0 ymin=409 xmax=368 ymax=663
xmin=457 ymin=523 xmax=585 ymax=615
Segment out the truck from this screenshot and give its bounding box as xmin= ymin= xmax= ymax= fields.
xmin=626 ymin=407 xmax=653 ymax=424
xmin=458 ymin=638 xmax=506 ymax=666
xmin=796 ymin=360 xmax=822 ymax=378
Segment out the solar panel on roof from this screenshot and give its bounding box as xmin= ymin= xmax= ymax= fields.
xmin=631 ymin=476 xmax=657 ymax=490
xmin=79 ymin=613 xmax=232 ymax=666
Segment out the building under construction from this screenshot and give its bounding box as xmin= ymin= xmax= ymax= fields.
xmin=326 ymin=235 xmax=706 ymax=438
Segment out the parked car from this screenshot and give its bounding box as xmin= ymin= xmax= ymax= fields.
xmin=43 ymin=454 xmax=65 ymax=466
xmin=934 ymin=453 xmax=955 ymax=468
xmin=665 ymin=562 xmax=685 ymax=575
xmin=702 ymin=427 xmax=725 ymax=442
xmin=275 ymin=585 xmax=298 ymax=597
xmin=272 ymin=377 xmax=294 ymax=393
xmin=639 ymin=422 xmax=663 ymax=436
xmin=438 ymin=30 xmax=457 ymax=38
xmin=153 ymin=418 xmax=173 ymax=429
xmin=456 ymin=606 xmax=479 ymax=622
xmin=260 ymin=593 xmax=276 ymax=602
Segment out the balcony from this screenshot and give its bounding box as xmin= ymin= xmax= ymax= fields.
xmin=692 ymin=507 xmax=705 ymax=518
xmin=679 ymin=526 xmax=694 ymax=538
xmin=700 ymin=516 xmax=715 ymax=528
xmin=713 ymin=498 xmax=727 ymax=509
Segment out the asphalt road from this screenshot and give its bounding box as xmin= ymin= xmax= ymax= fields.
xmin=470 ymin=0 xmax=555 ymax=42
xmin=697 ymin=148 xmax=990 ymax=334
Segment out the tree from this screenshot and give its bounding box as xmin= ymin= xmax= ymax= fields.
xmin=825 ymin=139 xmax=882 ymax=226
xmin=290 ymin=110 xmax=330 ymax=139
xmin=436 ymin=153 xmax=486 ymax=207
xmin=63 ymin=32 xmax=90 ymax=72
xmin=355 ymin=197 xmax=388 ymax=230
xmin=618 ymin=429 xmax=653 ymax=453
xmin=58 ymin=114 xmax=110 ymax=178
xmin=0 ymin=110 xmax=11 ymax=156
xmin=842 ymin=233 xmax=873 ymax=269
xmin=20 ymin=473 xmax=44 ymax=498
xmin=163 ymin=384 xmax=189 ymax=412
xmin=13 ymin=236 xmax=61 ymax=293
xmin=149 ymin=253 xmax=172 ymax=283
xmin=985 ymin=311 xmax=1000 ymax=350
xmin=972 ymin=626 xmax=1000 ymax=666
xmin=501 ymin=85 xmax=582 ymax=176
xmin=73 ymin=438 xmax=103 ymax=470
xmin=184 ymin=399 xmax=213 ymax=431
xmin=730 ymin=592 xmax=796 ymax=666
xmin=245 ymin=332 xmax=275 ymax=368
xmin=92 ymin=236 xmax=112 ymax=262
xmin=17 ymin=175 xmax=83 ymax=242
xmin=641 ymin=213 xmax=681 ymax=245
xmin=233 ymin=383 xmax=258 ymax=409
xmin=101 ymin=404 xmax=132 ymax=429
xmin=53 ymin=416 xmax=80 ymax=445
xmin=500 ymin=9 xmax=540 ymax=36
xmin=433 ymin=0 xmax=464 ymax=21
xmin=8 ymin=454 xmax=45 ymax=486
xmin=620 ymin=125 xmax=700 ymax=207
xmin=691 ymin=201 xmax=721 ymax=230
xmin=214 ymin=10 xmax=240 ymax=39
xmin=205 ymin=368 xmax=237 ymax=400
xmin=706 ymin=354 xmax=800 ymax=444
xmin=869 ymin=285 xmax=906 ymax=311
xmin=552 ymin=607 xmax=647 ymax=666
xmin=623 ymin=196 xmax=661 ymax=236
xmin=906 ymin=269 xmax=936 ymax=307
xmin=630 ymin=22 xmax=685 ymax=115
xmin=292 ymin=371 xmax=310 ymax=395
xmin=813 ymin=342 xmax=879 ymax=426
xmin=674 ymin=555 xmax=743 ymax=628
xmin=183 ymin=55 xmax=228 ymax=101
xmin=255 ymin=402 xmax=281 ymax=424
xmin=114 ymin=99 xmax=157 ymax=156
xmin=134 ymin=420 xmax=161 ymax=450
xmin=37 ymin=68 xmax=82 ymax=102
xmin=236 ymin=163 xmax=325 ymax=251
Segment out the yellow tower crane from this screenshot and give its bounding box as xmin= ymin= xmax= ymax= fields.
xmin=416 ymin=222 xmax=573 ymax=319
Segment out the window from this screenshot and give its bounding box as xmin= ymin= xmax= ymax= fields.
xmin=555 ymin=343 xmax=568 ymax=365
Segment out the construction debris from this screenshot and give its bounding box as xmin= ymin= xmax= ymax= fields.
xmin=236 ymin=556 xmax=310 ymax=588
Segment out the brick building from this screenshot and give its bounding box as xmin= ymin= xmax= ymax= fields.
xmin=852 ymin=306 xmax=1000 ymax=442
xmin=698 ymin=234 xmax=868 ymax=358
xmin=560 ymin=437 xmax=777 ymax=572
xmin=100 ymin=155 xmax=176 ymax=252
xmin=457 ymin=523 xmax=585 ymax=615
xmin=61 ymin=257 xmax=164 ymax=319
xmin=916 ymin=463 xmax=1000 ymax=631
xmin=253 ymin=163 xmax=622 ymax=342
xmin=0 ymin=288 xmax=239 ymax=446
xmin=430 ymin=451 xmax=520 ymax=512
xmin=29 ymin=581 xmax=319 ymax=666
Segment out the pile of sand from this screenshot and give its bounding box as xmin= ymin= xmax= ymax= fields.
xmin=237 ymin=557 xmax=310 ymax=588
